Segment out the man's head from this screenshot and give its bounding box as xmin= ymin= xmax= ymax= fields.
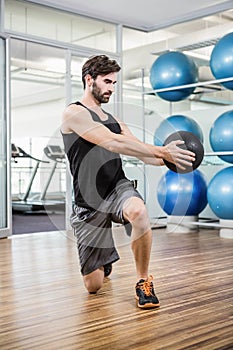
xmin=82 ymin=55 xmax=121 ymax=89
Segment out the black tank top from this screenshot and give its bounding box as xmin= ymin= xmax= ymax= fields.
xmin=62 ymin=101 xmax=127 ymax=210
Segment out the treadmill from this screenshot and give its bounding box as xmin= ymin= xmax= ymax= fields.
xmin=11 ymin=144 xmax=66 ymax=213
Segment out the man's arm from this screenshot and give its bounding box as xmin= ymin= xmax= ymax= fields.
xmin=62 ymin=105 xmax=195 ymax=170
xmin=116 ymin=118 xmax=166 ymax=166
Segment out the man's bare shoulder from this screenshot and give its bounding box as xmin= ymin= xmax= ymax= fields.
xmin=64 ymin=103 xmax=84 ymax=114
xmin=63 ymin=103 xmax=89 ymax=121
xmin=61 ymin=103 xmax=91 ymax=133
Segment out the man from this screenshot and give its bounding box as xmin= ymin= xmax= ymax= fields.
xmin=61 ymin=55 xmax=195 ymax=309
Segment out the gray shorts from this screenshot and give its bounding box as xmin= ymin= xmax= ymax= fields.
xmin=70 ymin=180 xmax=143 ymax=276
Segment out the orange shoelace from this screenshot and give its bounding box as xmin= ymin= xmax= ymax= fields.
xmin=139 ymin=275 xmax=154 ymax=296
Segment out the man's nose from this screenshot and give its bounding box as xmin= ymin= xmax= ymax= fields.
xmin=109 ymin=84 xmax=115 ymax=92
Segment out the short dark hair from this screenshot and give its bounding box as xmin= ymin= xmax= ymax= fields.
xmin=82 ymin=55 xmax=121 ymax=88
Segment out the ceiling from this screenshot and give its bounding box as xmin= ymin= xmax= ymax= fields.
xmin=30 ymin=0 xmax=233 ymax=31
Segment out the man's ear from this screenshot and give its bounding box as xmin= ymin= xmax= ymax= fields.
xmin=85 ymin=74 xmax=94 ymax=87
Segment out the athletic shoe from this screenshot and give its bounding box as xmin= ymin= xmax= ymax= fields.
xmin=135 ymin=275 xmax=160 ymax=309
xmin=124 ymin=222 xmax=132 ymax=237
xmin=104 ymin=263 xmax=112 ymax=277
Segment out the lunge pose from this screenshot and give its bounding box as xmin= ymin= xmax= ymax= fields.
xmin=61 ymin=55 xmax=195 ymax=308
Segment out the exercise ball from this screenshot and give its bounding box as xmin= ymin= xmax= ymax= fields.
xmin=154 ymin=114 xmax=203 ymax=146
xmin=150 ymin=51 xmax=198 ymax=101
xmin=209 ymin=110 xmax=233 ymax=164
xmin=207 ymin=167 xmax=233 ymax=220
xmin=163 ymin=131 xmax=204 ymax=173
xmin=210 ymin=32 xmax=233 ymax=90
xmin=157 ymin=169 xmax=208 ymax=216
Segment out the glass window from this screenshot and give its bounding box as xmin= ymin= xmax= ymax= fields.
xmin=5 ymin=0 xmax=117 ymax=52
xmin=70 ymin=55 xmax=87 ymax=102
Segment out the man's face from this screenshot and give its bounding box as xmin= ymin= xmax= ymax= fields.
xmin=91 ymin=72 xmax=117 ymax=104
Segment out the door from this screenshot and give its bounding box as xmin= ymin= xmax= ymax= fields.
xmin=0 ymin=37 xmax=11 ymax=238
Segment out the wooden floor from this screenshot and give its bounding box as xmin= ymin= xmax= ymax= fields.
xmin=1 ymin=227 xmax=233 ymax=350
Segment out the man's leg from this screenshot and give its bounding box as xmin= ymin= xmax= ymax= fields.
xmin=123 ymin=196 xmax=160 ymax=308
xmin=82 ymin=197 xmax=151 ymax=294
xmin=71 ymin=205 xmax=120 ymax=295
xmin=83 ymin=263 xmax=113 ymax=293
xmin=123 ymin=196 xmax=152 ymax=280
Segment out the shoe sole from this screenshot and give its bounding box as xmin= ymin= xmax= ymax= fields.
xmin=135 ymin=296 xmax=160 ymax=309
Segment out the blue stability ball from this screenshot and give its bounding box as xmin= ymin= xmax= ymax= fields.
xmin=157 ymin=169 xmax=208 ymax=216
xmin=210 ymin=32 xmax=233 ymax=90
xmin=207 ymin=167 xmax=233 ymax=220
xmin=150 ymin=51 xmax=198 ymax=101
xmin=209 ymin=110 xmax=233 ymax=164
xmin=154 ymin=114 xmax=203 ymax=146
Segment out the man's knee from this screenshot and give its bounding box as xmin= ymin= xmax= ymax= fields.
xmin=123 ymin=198 xmax=151 ymax=240
xmin=123 ymin=197 xmax=148 ymax=223
xmin=83 ymin=268 xmax=104 ymax=294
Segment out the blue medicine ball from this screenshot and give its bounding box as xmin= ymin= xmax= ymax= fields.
xmin=207 ymin=167 xmax=233 ymax=220
xmin=157 ymin=169 xmax=208 ymax=216
xmin=210 ymin=32 xmax=233 ymax=90
xmin=154 ymin=114 xmax=203 ymax=146
xmin=150 ymin=51 xmax=198 ymax=101
xmin=209 ymin=110 xmax=233 ymax=164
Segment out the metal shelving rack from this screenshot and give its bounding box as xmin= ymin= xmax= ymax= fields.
xmin=140 ymin=72 xmax=233 ymax=236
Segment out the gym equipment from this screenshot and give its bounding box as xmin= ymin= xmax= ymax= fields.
xmin=154 ymin=114 xmax=203 ymax=146
xmin=42 ymin=145 xmax=66 ymax=200
xmin=12 ymin=144 xmax=49 ymax=211
xmin=11 ymin=144 xmax=65 ymax=213
xmin=209 ymin=110 xmax=233 ymax=164
xmin=163 ymin=131 xmax=204 ymax=173
xmin=150 ymin=51 xmax=198 ymax=101
xmin=207 ymin=166 xmax=233 ymax=220
xmin=210 ymin=32 xmax=233 ymax=90
xmin=157 ymin=169 xmax=208 ymax=216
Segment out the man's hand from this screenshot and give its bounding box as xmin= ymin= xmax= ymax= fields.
xmin=163 ymin=140 xmax=196 ymax=170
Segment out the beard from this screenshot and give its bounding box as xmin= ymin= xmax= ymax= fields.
xmin=91 ymin=81 xmax=111 ymax=104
